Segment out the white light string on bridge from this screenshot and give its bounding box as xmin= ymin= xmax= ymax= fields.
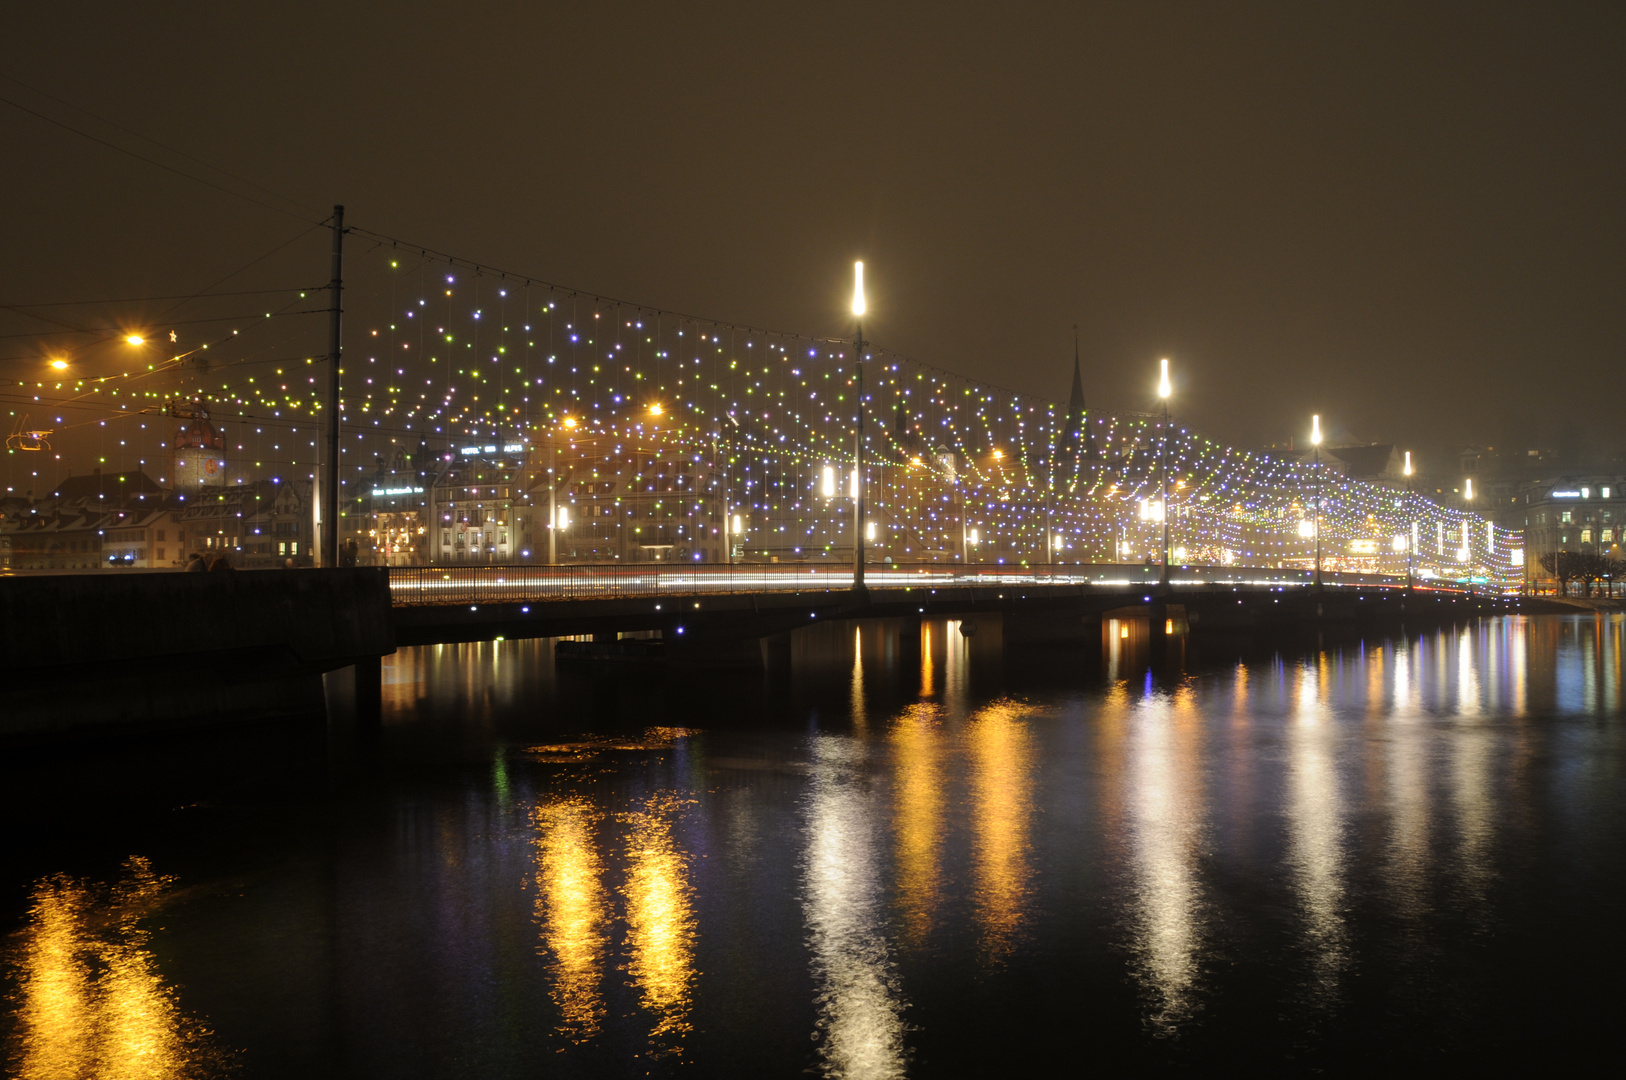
xmin=5 ymin=220 xmax=1524 ymax=587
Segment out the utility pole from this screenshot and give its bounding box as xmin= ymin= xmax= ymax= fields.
xmin=851 ymin=262 xmax=867 ymax=595
xmin=854 ymin=346 xmax=865 ymax=592
xmin=322 ymin=205 xmax=344 ymax=568
xmin=1157 ymin=358 xmax=1171 ymax=587
xmin=548 ymin=443 xmax=558 ymax=564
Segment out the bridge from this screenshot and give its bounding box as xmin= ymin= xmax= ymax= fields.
xmin=3 ymin=231 xmax=1541 ymax=737
xmin=0 ymin=562 xmax=1546 ymax=739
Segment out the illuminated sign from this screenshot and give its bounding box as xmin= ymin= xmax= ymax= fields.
xmin=371 ymin=486 xmax=424 ymax=497
xmin=1551 ymin=489 xmax=1582 ymax=498
xmin=460 ymin=446 xmax=480 ymax=455
xmin=1348 ymin=539 xmax=1377 ymax=554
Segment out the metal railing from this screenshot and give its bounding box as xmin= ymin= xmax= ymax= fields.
xmin=385 ymin=562 xmax=1456 ymax=607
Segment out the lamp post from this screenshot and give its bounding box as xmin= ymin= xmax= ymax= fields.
xmin=1311 ymin=413 xmax=1323 ymax=589
xmin=1403 ymin=449 xmax=1414 ymax=590
xmin=1158 ymin=358 xmax=1172 ymax=587
xmin=851 ymin=261 xmax=867 ymax=595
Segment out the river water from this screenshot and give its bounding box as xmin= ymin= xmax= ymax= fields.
xmin=3 ymin=613 xmax=1624 ymax=1077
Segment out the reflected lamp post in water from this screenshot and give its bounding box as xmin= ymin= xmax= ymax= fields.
xmin=1311 ymin=413 xmax=1323 ymax=589
xmin=1158 ymin=358 xmax=1172 ymax=587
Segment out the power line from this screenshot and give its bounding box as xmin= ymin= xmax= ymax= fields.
xmin=1 ymin=286 xmax=323 ymax=310
xmin=0 ymin=87 xmax=322 ymax=226
xmin=0 ymin=308 xmax=328 ymax=342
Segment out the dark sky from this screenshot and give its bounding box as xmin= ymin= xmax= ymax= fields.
xmin=3 ymin=2 xmax=1621 ymax=470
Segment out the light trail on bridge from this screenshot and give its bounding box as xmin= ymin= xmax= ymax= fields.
xmin=386 ymin=563 xmax=1467 ymax=607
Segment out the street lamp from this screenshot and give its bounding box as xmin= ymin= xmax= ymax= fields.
xmin=1311 ymin=413 xmax=1323 ymax=588
xmin=851 ymin=260 xmax=867 ymax=594
xmin=1158 ymin=358 xmax=1172 ymax=586
xmin=1403 ymin=449 xmax=1414 ymax=590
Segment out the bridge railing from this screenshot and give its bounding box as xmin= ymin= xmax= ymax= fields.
xmin=386 ymin=562 xmax=1450 ymax=607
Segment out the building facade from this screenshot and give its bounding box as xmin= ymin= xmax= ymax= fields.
xmin=1516 ymin=476 xmax=1623 ymax=588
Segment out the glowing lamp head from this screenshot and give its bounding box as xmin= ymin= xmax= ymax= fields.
xmin=648 ymin=403 xmax=663 ymax=417
xmin=852 ymin=261 xmax=866 ymax=317
xmin=1464 ymin=477 xmax=1474 ymax=500
xmin=1158 ymin=357 xmax=1170 ymax=400
xmin=561 ymin=416 xmax=577 ymax=430
xmin=1311 ymin=414 xmax=1322 ymax=447
xmin=1404 ymin=450 xmax=1413 ymax=476
xmin=125 ymin=334 xmax=144 ymax=346
xmin=49 ymin=359 xmax=67 ymax=370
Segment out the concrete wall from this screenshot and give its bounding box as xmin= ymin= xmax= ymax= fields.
xmin=0 ymin=568 xmax=394 ymax=736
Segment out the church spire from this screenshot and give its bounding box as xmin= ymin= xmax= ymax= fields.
xmin=1063 ymin=325 xmax=1094 ymax=458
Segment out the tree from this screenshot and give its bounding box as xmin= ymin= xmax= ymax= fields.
xmin=1539 ymin=549 xmax=1586 ymax=595
xmin=1601 ymin=555 xmax=1626 ymax=600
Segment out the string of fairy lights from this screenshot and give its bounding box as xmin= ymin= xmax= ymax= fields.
xmin=2 ymin=231 xmax=1522 ymax=583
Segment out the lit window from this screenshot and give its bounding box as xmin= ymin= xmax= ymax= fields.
xmin=1561 ymin=510 xmax=1572 ymax=523
xmin=1581 ymin=529 xmax=1592 ymax=543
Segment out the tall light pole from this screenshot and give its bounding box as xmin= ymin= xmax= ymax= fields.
xmin=1158 ymin=357 xmax=1172 ymax=586
xmin=1403 ymin=449 xmax=1414 ymax=590
xmin=852 ymin=261 xmax=867 ymax=594
xmin=1311 ymin=413 xmax=1323 ymax=588
xmin=322 ymin=205 xmax=344 ymax=568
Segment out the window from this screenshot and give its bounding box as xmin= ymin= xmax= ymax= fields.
xmin=156 ymin=529 xmax=166 ymax=542
xmin=1582 ymin=529 xmax=1592 ymax=543
xmin=158 ymin=548 xmax=165 ymax=560
xmin=290 ymin=542 xmax=299 ymax=555
xmin=1561 ymin=510 xmax=1572 ymax=523
xmin=1604 ymin=529 xmax=1615 ymax=543
xmin=278 ymin=542 xmax=287 ymax=556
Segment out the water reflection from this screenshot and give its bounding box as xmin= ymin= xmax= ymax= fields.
xmin=620 ymin=792 xmax=698 ymax=1056
xmin=967 ymin=701 xmax=1036 ymax=960
xmin=1124 ymin=683 xmax=1207 ymax=1031
xmin=890 ymin=703 xmax=945 ymax=945
xmin=8 ymin=857 xmax=228 ymax=1080
xmin=532 ymin=795 xmax=608 ymax=1042
xmin=1286 ymin=659 xmax=1349 ymax=1007
xmin=804 ymin=735 xmax=906 ymax=1079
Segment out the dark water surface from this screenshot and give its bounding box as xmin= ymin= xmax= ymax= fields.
xmin=4 ymin=613 xmax=1625 ymax=1077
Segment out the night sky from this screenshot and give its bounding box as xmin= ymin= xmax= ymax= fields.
xmin=3 ymin=2 xmax=1621 ymax=477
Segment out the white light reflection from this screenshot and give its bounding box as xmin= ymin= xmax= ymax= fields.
xmin=1286 ymin=659 xmax=1348 ymax=1007
xmin=1456 ymin=626 xmax=1482 ymax=717
xmin=803 ymin=735 xmax=906 ymax=1079
xmin=1124 ymin=684 xmax=1206 ymax=1031
xmin=851 ymin=628 xmax=867 ymax=733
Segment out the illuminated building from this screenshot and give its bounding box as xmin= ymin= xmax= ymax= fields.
xmin=168 ymin=401 xmax=228 ymax=492
xmin=1517 ymin=476 xmax=1624 ymax=588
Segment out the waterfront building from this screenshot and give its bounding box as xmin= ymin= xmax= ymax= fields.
xmin=238 ymin=480 xmax=315 ymax=567
xmin=427 ymin=441 xmax=536 ymax=563
xmin=1518 ymin=476 xmax=1625 ymax=588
